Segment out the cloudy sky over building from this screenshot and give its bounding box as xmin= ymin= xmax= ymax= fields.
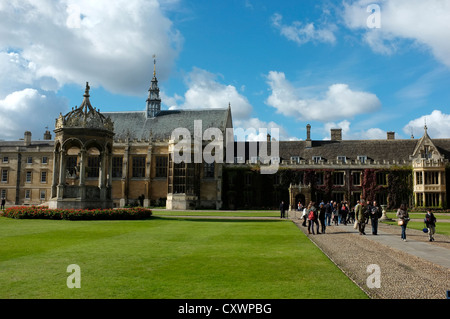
xmin=1 ymin=0 xmax=450 ymax=141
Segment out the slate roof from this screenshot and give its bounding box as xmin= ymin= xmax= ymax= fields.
xmin=234 ymin=137 xmax=450 ymax=163
xmin=103 ymin=108 xmax=231 ymax=141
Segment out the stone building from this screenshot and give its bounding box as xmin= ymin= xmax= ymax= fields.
xmin=223 ymin=125 xmax=450 ymax=210
xmin=0 ymin=64 xmax=232 ymax=210
xmin=1 ymin=65 xmax=449 ymax=210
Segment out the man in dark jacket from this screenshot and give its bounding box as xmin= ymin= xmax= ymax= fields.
xmin=280 ymin=201 xmax=286 ymax=219
xmin=370 ymin=201 xmax=382 ymax=235
xmin=424 ymin=210 xmax=437 ymax=241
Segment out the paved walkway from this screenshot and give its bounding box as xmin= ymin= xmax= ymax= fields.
xmin=329 ymin=223 xmax=450 ymax=269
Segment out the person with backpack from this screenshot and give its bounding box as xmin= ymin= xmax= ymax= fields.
xmin=307 ymin=201 xmax=319 ymax=234
xmin=424 ymin=210 xmax=437 ymax=242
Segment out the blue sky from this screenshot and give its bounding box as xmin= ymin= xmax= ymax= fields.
xmin=1 ymin=0 xmax=450 ymax=141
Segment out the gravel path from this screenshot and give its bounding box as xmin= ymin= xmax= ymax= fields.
xmin=293 ymin=220 xmax=450 ymax=299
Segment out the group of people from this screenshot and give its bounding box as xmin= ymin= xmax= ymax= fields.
xmin=294 ymin=200 xmax=383 ymax=235
xmin=284 ymin=199 xmax=438 ymax=242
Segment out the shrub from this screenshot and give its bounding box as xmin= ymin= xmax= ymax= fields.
xmin=2 ymin=206 xmax=152 ymax=220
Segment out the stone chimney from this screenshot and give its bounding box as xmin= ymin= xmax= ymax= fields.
xmin=331 ymin=128 xmax=342 ymax=141
xmin=306 ymin=124 xmax=312 ymax=148
xmin=387 ymin=131 xmax=395 ymax=140
xmin=24 ymin=131 xmax=32 ymax=146
xmin=267 ymin=133 xmax=271 ymax=142
xmin=43 ymin=129 xmax=52 ymax=140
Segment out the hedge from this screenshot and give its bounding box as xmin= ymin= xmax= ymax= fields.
xmin=1 ymin=206 xmax=152 ymax=220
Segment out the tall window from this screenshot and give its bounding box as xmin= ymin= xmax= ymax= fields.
xmin=26 ymin=171 xmax=32 ymax=183
xmin=1 ymin=169 xmax=7 ymax=183
xmin=416 ymin=172 xmax=423 ymax=184
xmin=132 ymin=156 xmax=146 ymax=178
xmin=173 ymin=162 xmax=186 ymax=193
xmin=112 ymin=157 xmax=123 ymax=178
xmin=25 ymin=190 xmax=31 ymax=199
xmin=1 ymin=189 xmax=6 ymax=199
xmin=40 ymin=190 xmax=46 ymax=200
xmin=155 ymin=156 xmax=168 ymax=178
xmin=42 ymin=156 xmax=48 ymax=164
xmin=376 ymin=172 xmax=387 ymax=185
xmin=352 ymin=172 xmax=361 ymax=186
xmin=333 ymin=172 xmax=344 ymax=186
xmin=87 ymin=157 xmax=99 ymax=178
xmin=27 ymin=156 xmax=33 ymax=164
xmin=316 ymin=172 xmax=324 ymax=185
xmin=203 ymin=162 xmax=214 ymax=178
xmin=41 ymin=171 xmax=47 ymax=183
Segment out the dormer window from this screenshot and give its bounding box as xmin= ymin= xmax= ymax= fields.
xmin=290 ymin=156 xmax=300 ymax=164
xmin=337 ymin=156 xmax=346 ymax=163
xmin=357 ymin=156 xmax=367 ymax=164
xmin=312 ymin=156 xmax=321 ymax=163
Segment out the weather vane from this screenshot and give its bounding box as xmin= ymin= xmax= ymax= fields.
xmin=153 ymin=54 xmax=156 ymax=76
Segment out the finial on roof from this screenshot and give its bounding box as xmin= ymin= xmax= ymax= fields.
xmin=84 ymin=82 xmax=90 ymax=97
xmin=152 ymin=54 xmax=156 ymax=77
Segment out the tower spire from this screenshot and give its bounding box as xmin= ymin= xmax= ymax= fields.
xmin=146 ymin=55 xmax=161 ymax=118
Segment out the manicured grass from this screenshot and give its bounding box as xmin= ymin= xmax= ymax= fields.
xmin=152 ymin=210 xmax=280 ymax=217
xmin=0 ymin=216 xmax=367 ymax=299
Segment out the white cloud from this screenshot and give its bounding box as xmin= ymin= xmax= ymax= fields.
xmin=0 ymin=0 xmax=182 ymax=95
xmin=272 ymin=13 xmax=337 ymax=45
xmin=265 ymin=71 xmax=381 ymax=122
xmin=0 ymin=89 xmax=68 ymax=140
xmin=343 ymin=0 xmax=450 ymax=68
xmin=165 ymin=67 xmax=253 ymax=120
xmin=233 ymin=117 xmax=295 ymax=142
xmin=403 ymin=110 xmax=450 ymax=138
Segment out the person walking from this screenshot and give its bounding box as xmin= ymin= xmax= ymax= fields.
xmin=355 ymin=199 xmax=366 ymax=235
xmin=340 ymin=202 xmax=348 ymax=225
xmin=424 ymin=210 xmax=437 ymax=242
xmin=319 ymin=203 xmax=326 ymax=234
xmin=370 ymin=201 xmax=382 ymax=235
xmin=325 ymin=201 xmax=332 ymax=226
xmin=280 ymin=201 xmax=286 ymax=219
xmin=332 ymin=202 xmax=339 ymax=226
xmin=307 ymin=202 xmax=319 ymax=234
xmin=301 ymin=205 xmax=307 ymax=227
xmin=1 ymin=197 xmax=5 ymax=210
xmin=396 ymin=203 xmax=410 ymax=241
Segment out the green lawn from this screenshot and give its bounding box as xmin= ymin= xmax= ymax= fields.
xmin=0 ymin=216 xmax=367 ymax=299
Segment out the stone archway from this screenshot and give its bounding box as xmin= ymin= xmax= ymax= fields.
xmin=288 ymin=183 xmax=311 ymax=218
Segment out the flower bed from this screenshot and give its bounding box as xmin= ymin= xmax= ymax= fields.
xmin=1 ymin=206 xmax=152 ymax=220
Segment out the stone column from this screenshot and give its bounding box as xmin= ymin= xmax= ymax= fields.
xmin=56 ymin=150 xmax=66 ymax=199
xmin=99 ymin=151 xmax=107 ymax=200
xmin=144 ymin=144 xmax=152 ymax=207
xmin=51 ymin=150 xmax=59 ymax=198
xmin=79 ymin=149 xmax=86 ymax=200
